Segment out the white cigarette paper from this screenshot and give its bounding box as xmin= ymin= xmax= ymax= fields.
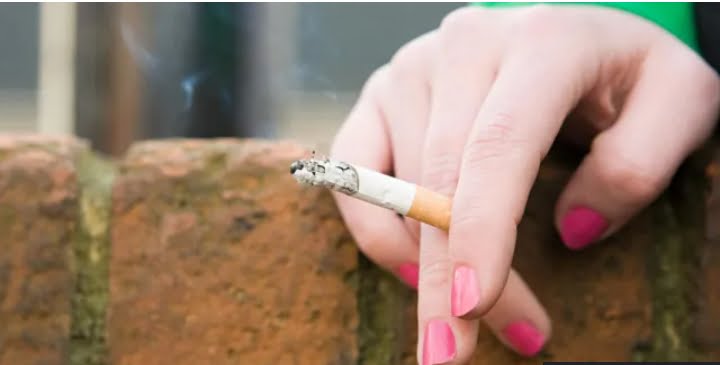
xmin=290 ymin=156 xmax=451 ymax=231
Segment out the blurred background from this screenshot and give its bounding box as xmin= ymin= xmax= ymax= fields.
xmin=0 ymin=3 xmax=462 ymax=156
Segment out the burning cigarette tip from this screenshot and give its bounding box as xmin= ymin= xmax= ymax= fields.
xmin=289 ymin=160 xmax=302 ymax=174
xmin=289 ymin=154 xmax=452 ymax=231
xmin=289 ymin=156 xmax=360 ymax=194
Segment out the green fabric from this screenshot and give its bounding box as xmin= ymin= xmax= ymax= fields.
xmin=474 ymin=2 xmax=698 ymax=51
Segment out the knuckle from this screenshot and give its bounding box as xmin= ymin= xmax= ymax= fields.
xmin=687 ymin=59 xmax=720 ymax=105
xmin=353 ymin=65 xmax=393 ymax=108
xmin=437 ymin=6 xmax=499 ymax=63
xmin=652 ymin=44 xmax=720 ymax=121
xmin=702 ymin=69 xmax=720 ymax=105
xmin=510 ymin=4 xmax=567 ymax=42
xmin=706 ymin=79 xmax=720 ymax=116
xmin=453 ymin=205 xmax=500 ymax=231
xmin=331 ymin=66 xmax=390 ymax=157
xmin=439 ymin=6 xmax=485 ymax=37
xmin=453 ymin=198 xmax=521 ymax=236
xmin=390 ymin=32 xmax=437 ymax=79
xmin=519 ymin=4 xmax=557 ymax=21
xmin=420 ymin=151 xmax=461 ymax=195
xmin=594 ymin=152 xmax=666 ymax=203
xmin=361 ymin=65 xmax=391 ymax=99
xmin=419 ymin=257 xmax=453 ymax=288
xmin=463 ymin=114 xmax=531 ymax=169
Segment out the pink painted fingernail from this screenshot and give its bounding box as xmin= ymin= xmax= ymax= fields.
xmin=503 ymin=320 xmax=545 ymax=357
xmin=560 ymin=206 xmax=608 ymax=250
xmin=422 ymin=319 xmax=456 ymax=365
xmin=396 ymin=263 xmax=419 ymax=289
xmin=451 ymin=265 xmax=479 ymax=317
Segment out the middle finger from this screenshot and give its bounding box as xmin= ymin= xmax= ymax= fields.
xmin=417 ymin=7 xmax=501 ymax=365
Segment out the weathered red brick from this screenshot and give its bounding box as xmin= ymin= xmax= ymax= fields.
xmin=109 ymin=139 xmax=357 ymax=365
xmin=0 ymin=135 xmax=84 ymax=365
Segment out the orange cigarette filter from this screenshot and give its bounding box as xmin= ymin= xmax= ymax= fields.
xmin=407 ymin=186 xmax=452 ymax=231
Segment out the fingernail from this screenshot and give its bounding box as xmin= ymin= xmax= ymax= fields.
xmin=559 ymin=206 xmax=608 ymax=250
xmin=451 ymin=265 xmax=480 ymax=317
xmin=422 ymin=319 xmax=456 ymax=365
xmin=503 ymin=320 xmax=545 ymax=357
xmin=396 ymin=263 xmax=419 ymax=289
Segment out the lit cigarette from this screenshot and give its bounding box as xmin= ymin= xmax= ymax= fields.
xmin=290 ymin=155 xmax=451 ymax=231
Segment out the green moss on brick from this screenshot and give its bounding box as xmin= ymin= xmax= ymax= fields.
xmin=69 ymin=151 xmax=116 ymax=365
xmin=639 ymin=155 xmax=707 ymax=361
xmin=358 ymin=254 xmax=414 ymax=365
xmin=641 ymin=196 xmax=696 ymax=361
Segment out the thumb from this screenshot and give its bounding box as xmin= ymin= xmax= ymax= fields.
xmin=555 ymin=44 xmax=720 ymax=250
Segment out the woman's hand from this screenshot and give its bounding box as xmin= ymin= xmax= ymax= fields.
xmin=330 ymin=4 xmax=720 ymax=363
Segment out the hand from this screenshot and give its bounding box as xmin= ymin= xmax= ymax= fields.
xmin=330 ymin=4 xmax=720 ymax=363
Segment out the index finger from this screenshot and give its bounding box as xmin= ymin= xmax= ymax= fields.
xmin=448 ymin=48 xmax=587 ymax=318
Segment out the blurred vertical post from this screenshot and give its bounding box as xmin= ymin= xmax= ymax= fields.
xmin=234 ymin=3 xmax=294 ymax=139
xmin=73 ymin=3 xmax=111 ymax=152
xmin=37 ymin=2 xmax=76 ymax=135
xmin=104 ymin=3 xmax=142 ymax=156
xmin=183 ymin=3 xmax=239 ymax=138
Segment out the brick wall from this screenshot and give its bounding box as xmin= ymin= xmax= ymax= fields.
xmin=0 ymin=135 xmax=717 ymax=365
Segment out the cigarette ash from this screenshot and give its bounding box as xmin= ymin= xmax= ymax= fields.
xmin=290 ymin=155 xmax=359 ymax=195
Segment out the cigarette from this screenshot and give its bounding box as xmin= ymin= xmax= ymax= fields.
xmin=290 ymin=155 xmax=451 ymax=231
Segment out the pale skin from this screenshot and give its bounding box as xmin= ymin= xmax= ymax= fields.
xmin=329 ymin=4 xmax=720 ymax=364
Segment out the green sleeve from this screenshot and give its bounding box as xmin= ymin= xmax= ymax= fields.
xmin=474 ymin=2 xmax=698 ymax=52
